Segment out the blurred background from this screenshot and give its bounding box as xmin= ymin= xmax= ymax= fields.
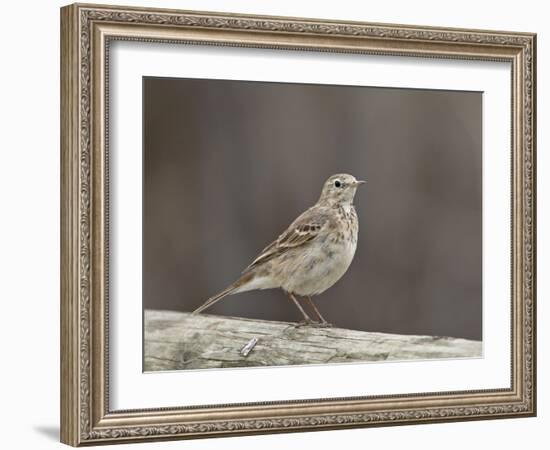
xmin=143 ymin=77 xmax=482 ymax=341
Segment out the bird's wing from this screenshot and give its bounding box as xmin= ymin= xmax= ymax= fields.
xmin=243 ymin=207 xmax=329 ymax=272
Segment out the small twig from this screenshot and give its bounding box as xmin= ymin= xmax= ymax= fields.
xmin=239 ymin=337 xmax=259 ymax=357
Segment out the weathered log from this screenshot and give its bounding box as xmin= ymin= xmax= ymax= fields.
xmin=144 ymin=309 xmax=482 ymax=371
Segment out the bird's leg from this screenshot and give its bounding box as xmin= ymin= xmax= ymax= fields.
xmin=286 ymin=292 xmax=314 ymax=324
xmin=305 ymin=296 xmax=332 ymax=328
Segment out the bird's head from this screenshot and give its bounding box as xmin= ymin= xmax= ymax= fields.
xmin=318 ymin=173 xmax=365 ymax=206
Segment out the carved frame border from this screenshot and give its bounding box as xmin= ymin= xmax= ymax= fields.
xmin=60 ymin=3 xmax=536 ymax=446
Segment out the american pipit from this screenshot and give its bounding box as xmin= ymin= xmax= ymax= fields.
xmin=193 ymin=173 xmax=365 ymax=326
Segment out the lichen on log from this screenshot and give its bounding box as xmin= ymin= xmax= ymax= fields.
xmin=144 ymin=309 xmax=482 ymax=371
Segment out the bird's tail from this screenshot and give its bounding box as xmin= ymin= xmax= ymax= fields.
xmin=192 ymin=284 xmax=238 ymax=314
xmin=192 ymin=272 xmax=254 ymax=315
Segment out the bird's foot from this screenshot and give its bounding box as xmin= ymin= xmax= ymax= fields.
xmin=313 ymin=321 xmax=333 ymax=328
xmin=294 ymin=320 xmax=333 ymax=328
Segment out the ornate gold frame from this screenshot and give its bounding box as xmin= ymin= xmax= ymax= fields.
xmin=60 ymin=3 xmax=536 ymax=446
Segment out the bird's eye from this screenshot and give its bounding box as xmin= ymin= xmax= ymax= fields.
xmin=334 ymin=180 xmax=342 ymax=188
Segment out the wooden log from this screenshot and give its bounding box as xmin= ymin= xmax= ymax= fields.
xmin=144 ymin=309 xmax=482 ymax=371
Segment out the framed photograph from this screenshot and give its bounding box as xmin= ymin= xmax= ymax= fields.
xmin=60 ymin=3 xmax=537 ymax=446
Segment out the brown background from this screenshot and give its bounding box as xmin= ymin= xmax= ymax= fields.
xmin=143 ymin=77 xmax=482 ymax=341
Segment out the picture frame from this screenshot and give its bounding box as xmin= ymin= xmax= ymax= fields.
xmin=60 ymin=2 xmax=536 ymax=446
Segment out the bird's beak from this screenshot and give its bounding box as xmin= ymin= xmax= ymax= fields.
xmin=354 ymin=180 xmax=366 ymax=186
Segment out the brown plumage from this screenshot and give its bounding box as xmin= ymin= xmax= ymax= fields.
xmin=192 ymin=174 xmax=365 ymax=325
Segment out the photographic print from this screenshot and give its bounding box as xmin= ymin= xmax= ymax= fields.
xmin=143 ymin=77 xmax=483 ymax=371
xmin=61 ymin=4 xmax=536 ymax=445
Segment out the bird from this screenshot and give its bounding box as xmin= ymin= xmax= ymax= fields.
xmin=192 ymin=173 xmax=365 ymax=326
